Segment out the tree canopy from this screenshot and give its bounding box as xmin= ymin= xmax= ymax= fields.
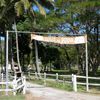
xmin=0 ymin=0 xmax=54 ymax=33
xmin=0 ymin=0 xmax=100 ymax=75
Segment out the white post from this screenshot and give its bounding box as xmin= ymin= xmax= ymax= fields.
xmin=1 ymin=73 xmax=3 ymax=82
xmin=0 ymin=68 xmax=1 ymax=80
xmin=35 ymin=72 xmax=38 ymax=79
xmin=13 ymin=76 xmax=17 ymax=95
xmin=85 ymin=34 xmax=89 ymax=91
xmin=6 ymin=31 xmax=9 ymax=95
xmin=38 ymin=73 xmax=41 ymax=79
xmin=23 ymin=76 xmax=26 ymax=94
xmin=63 ymin=77 xmax=65 ymax=86
xmin=28 ymin=72 xmax=30 ymax=80
xmin=44 ymin=73 xmax=46 ymax=86
xmin=56 ymin=73 xmax=58 ymax=81
xmin=72 ymin=74 xmax=77 ymax=92
xmin=1 ymin=73 xmax=3 ymax=88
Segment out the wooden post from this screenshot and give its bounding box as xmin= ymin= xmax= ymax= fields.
xmin=35 ymin=72 xmax=38 ymax=79
xmin=1 ymin=73 xmax=3 ymax=81
xmin=28 ymin=72 xmax=30 ymax=80
xmin=72 ymin=74 xmax=77 ymax=92
xmin=44 ymin=73 xmax=46 ymax=86
xmin=0 ymin=68 xmax=1 ymax=80
xmin=13 ymin=76 xmax=17 ymax=95
xmin=1 ymin=73 xmax=3 ymax=88
xmin=6 ymin=31 xmax=9 ymax=95
xmin=23 ymin=76 xmax=26 ymax=94
xmin=63 ymin=78 xmax=65 ymax=86
xmin=85 ymin=34 xmax=89 ymax=91
xmin=56 ymin=73 xmax=58 ymax=81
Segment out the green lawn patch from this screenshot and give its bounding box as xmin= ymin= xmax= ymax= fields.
xmin=0 ymin=95 xmax=25 ymax=100
xmin=29 ymin=78 xmax=73 ymax=91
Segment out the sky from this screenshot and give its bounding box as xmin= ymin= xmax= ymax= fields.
xmin=33 ymin=5 xmax=50 ymax=13
xmin=0 ymin=36 xmax=4 ymax=40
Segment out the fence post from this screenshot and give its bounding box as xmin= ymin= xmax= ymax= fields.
xmin=44 ymin=73 xmax=46 ymax=86
xmin=1 ymin=73 xmax=3 ymax=88
xmin=1 ymin=73 xmax=3 ymax=82
xmin=72 ymin=74 xmax=77 ymax=92
xmin=56 ymin=73 xmax=58 ymax=82
xmin=38 ymin=73 xmax=41 ymax=79
xmin=63 ymin=78 xmax=65 ymax=86
xmin=0 ymin=68 xmax=1 ymax=80
xmin=23 ymin=76 xmax=26 ymax=94
xmin=35 ymin=72 xmax=38 ymax=79
xmin=13 ymin=76 xmax=17 ymax=95
xmin=28 ymin=72 xmax=30 ymax=80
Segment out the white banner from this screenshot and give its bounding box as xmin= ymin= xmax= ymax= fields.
xmin=31 ymin=34 xmax=87 ymax=44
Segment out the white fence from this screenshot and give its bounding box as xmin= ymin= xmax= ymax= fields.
xmin=75 ymin=75 xmax=100 ymax=92
xmin=27 ymin=72 xmax=100 ymax=92
xmin=0 ymin=74 xmax=26 ymax=95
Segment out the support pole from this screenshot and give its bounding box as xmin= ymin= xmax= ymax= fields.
xmin=85 ymin=34 xmax=89 ymax=91
xmin=0 ymin=36 xmax=1 ymax=81
xmin=1 ymin=36 xmax=3 ymax=69
xmin=0 ymin=36 xmax=1 ymax=67
xmin=6 ymin=31 xmax=9 ymax=95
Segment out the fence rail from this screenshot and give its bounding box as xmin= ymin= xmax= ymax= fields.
xmin=0 ymin=82 xmax=12 ymax=84
xmin=0 ymin=75 xmax=26 ymax=95
xmin=26 ymin=72 xmax=100 ymax=92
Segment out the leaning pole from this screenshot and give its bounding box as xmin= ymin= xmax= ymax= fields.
xmin=6 ymin=31 xmax=9 ymax=95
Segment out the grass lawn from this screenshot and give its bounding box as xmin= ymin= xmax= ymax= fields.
xmin=29 ymin=78 xmax=74 ymax=91
xmin=0 ymin=93 xmax=40 ymax=100
xmin=28 ymin=77 xmax=100 ymax=94
xmin=0 ymin=95 xmax=25 ymax=100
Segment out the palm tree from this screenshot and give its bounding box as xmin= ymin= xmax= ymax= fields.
xmin=0 ymin=0 xmax=54 ymax=75
xmin=14 ymin=0 xmax=54 ymax=75
xmin=0 ymin=0 xmax=54 ymax=30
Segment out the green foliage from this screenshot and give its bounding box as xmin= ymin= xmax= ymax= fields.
xmin=0 ymin=0 xmax=99 ymax=75
xmin=17 ymin=15 xmax=32 ymax=31
xmin=68 ymin=1 xmax=100 ymax=13
xmin=34 ymin=0 xmax=46 ymax=17
xmin=0 ymin=0 xmax=5 ymax=7
xmin=16 ymin=0 xmax=100 ymax=75
xmin=30 ymin=78 xmax=73 ymax=91
xmin=38 ymin=43 xmax=60 ymax=65
xmin=15 ymin=1 xmax=24 ymax=16
xmin=46 ymin=80 xmax=73 ymax=91
xmin=0 ymin=0 xmax=55 ymax=32
xmin=17 ymin=11 xmax=66 ymax=32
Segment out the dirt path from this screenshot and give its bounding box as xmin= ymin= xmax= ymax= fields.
xmin=26 ymin=82 xmax=100 ymax=100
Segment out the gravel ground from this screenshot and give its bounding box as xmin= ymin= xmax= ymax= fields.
xmin=26 ymin=82 xmax=100 ymax=100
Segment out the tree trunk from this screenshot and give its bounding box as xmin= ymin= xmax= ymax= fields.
xmin=14 ymin=20 xmax=21 ymax=72
xmin=34 ymin=40 xmax=41 ymax=77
